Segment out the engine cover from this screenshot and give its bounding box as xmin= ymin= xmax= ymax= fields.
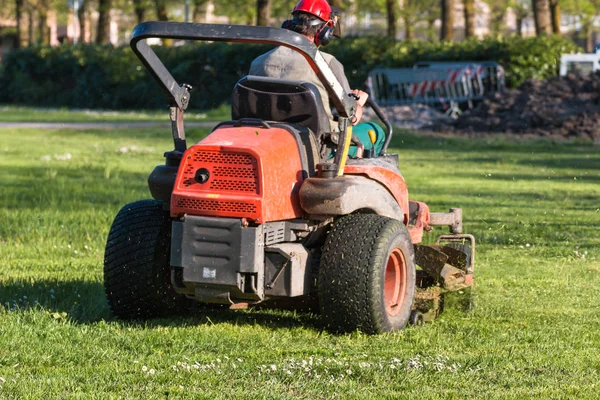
xmin=171 ymin=124 xmax=308 ymax=223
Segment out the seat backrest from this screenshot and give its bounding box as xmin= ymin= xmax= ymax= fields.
xmin=232 ymin=76 xmax=331 ymax=135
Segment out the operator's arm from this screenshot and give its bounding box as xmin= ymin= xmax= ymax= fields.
xmin=329 ymin=57 xmax=368 ymax=125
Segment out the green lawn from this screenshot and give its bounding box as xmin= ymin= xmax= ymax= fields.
xmin=0 ymin=126 xmax=599 ymax=398
xmin=0 ymin=105 xmax=230 ymax=123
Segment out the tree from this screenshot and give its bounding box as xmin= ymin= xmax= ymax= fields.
xmin=386 ymin=0 xmax=397 ymax=38
xmin=38 ymin=0 xmax=50 ymax=44
xmin=440 ymin=0 xmax=454 ymax=40
xmin=562 ymin=0 xmax=600 ymax=51
xmin=512 ymin=0 xmax=530 ymax=36
xmin=463 ymin=0 xmax=475 ymax=38
xmin=256 ymin=0 xmax=271 ymax=26
xmin=96 ymin=0 xmax=112 ymax=44
xmin=132 ymin=0 xmax=147 ymax=24
xmin=400 ymin=0 xmax=415 ymax=40
xmin=192 ymin=0 xmax=208 ymax=22
xmin=15 ymin=0 xmax=23 ymax=48
xmin=486 ymin=0 xmax=510 ymax=36
xmin=532 ymin=0 xmax=551 ymax=35
xmin=549 ymin=0 xmax=560 ymax=34
xmin=77 ymin=0 xmax=87 ymax=43
xmin=154 ymin=0 xmax=168 ymax=21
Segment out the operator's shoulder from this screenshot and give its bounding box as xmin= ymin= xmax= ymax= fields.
xmin=251 ymin=48 xmax=277 ymax=65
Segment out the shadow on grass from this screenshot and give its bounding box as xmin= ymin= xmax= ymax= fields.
xmin=0 ymin=279 xmax=321 ymax=331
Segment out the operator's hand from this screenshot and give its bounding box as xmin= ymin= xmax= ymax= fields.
xmin=351 ymin=89 xmax=369 ymax=107
xmin=350 ymin=89 xmax=369 ymax=125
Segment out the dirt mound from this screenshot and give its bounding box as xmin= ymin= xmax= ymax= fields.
xmin=364 ymin=104 xmax=453 ymax=130
xmin=437 ymin=72 xmax=600 ymax=142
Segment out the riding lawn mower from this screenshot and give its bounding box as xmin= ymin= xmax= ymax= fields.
xmin=103 ymin=22 xmax=475 ymax=334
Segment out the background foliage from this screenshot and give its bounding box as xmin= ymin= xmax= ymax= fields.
xmin=0 ymin=35 xmax=581 ymax=110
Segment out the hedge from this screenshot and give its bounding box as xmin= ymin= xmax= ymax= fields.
xmin=0 ymin=35 xmax=581 ymax=110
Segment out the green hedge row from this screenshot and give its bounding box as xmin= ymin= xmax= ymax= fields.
xmin=0 ymin=35 xmax=581 ymax=110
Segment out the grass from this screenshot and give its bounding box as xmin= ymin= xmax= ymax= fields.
xmin=0 ymin=104 xmax=230 ymax=123
xmin=0 ymin=126 xmax=599 ymax=398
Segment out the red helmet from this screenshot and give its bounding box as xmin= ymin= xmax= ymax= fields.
xmin=292 ymin=0 xmax=332 ymax=22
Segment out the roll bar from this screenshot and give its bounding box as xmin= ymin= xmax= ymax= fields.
xmin=130 ymin=21 xmax=357 ymax=119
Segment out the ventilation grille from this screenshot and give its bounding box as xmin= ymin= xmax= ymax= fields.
xmin=192 ymin=151 xmax=254 ymax=165
xmin=210 ymin=179 xmax=258 ymax=192
xmin=176 ymin=198 xmax=257 ymax=214
xmin=181 ymin=151 xmax=259 ymax=194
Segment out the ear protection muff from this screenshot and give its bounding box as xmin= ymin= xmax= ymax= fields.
xmin=285 ymin=12 xmax=336 ymax=47
xmin=315 ymin=20 xmax=335 ymax=46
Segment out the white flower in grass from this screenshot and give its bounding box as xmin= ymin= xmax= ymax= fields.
xmin=142 ymin=366 xmax=148 ymax=372
xmin=0 ymin=377 xmax=5 ymax=383
xmin=148 ymin=369 xmax=155 ymax=376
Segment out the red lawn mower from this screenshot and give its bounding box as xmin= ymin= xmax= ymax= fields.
xmin=103 ymin=22 xmax=475 ymax=334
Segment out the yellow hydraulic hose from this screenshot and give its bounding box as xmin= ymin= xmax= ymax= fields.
xmin=337 ymin=125 xmax=353 ymax=177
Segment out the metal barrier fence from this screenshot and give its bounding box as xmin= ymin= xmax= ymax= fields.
xmin=368 ymin=61 xmax=505 ymax=116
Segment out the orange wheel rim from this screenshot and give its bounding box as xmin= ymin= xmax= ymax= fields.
xmin=385 ymin=248 xmax=407 ymax=317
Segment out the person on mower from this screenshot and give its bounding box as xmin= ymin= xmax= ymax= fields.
xmin=249 ymin=0 xmax=385 ymax=158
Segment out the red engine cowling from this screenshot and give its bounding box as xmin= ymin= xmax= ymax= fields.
xmin=171 ymin=125 xmax=306 ymax=223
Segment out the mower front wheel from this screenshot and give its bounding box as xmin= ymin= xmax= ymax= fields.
xmin=319 ymin=214 xmax=416 ymax=334
xmin=104 ymin=200 xmax=193 ymax=319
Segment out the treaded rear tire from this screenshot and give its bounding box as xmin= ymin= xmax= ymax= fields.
xmin=319 ymin=214 xmax=416 ymax=334
xmin=104 ymin=199 xmax=192 ymax=319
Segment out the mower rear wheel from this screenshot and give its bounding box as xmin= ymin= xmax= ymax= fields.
xmin=319 ymin=214 xmax=416 ymax=334
xmin=104 ymin=200 xmax=192 ymax=319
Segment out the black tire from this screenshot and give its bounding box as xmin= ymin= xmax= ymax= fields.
xmin=318 ymin=214 xmax=416 ymax=334
xmin=409 ymin=310 xmax=424 ymax=327
xmin=104 ymin=200 xmax=193 ymax=319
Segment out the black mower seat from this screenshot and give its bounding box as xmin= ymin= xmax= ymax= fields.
xmin=232 ymin=76 xmax=331 ymax=136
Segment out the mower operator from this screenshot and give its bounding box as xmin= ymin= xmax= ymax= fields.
xmin=249 ymin=0 xmax=385 ymax=157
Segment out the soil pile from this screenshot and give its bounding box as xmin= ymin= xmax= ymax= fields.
xmin=364 ymin=104 xmax=453 ymax=130
xmin=439 ymin=72 xmax=600 ymax=142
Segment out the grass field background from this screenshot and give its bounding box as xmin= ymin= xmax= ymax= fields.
xmin=0 ymin=105 xmax=230 ymax=123
xmin=0 ymin=120 xmax=599 ymax=398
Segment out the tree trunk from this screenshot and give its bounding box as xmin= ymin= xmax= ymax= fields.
xmin=516 ymin=16 xmax=524 ymax=36
xmin=463 ymin=0 xmax=475 ymax=38
xmin=532 ymin=0 xmax=551 ymax=35
xmin=27 ymin=8 xmax=34 ymax=46
xmin=154 ymin=0 xmax=168 ymax=21
xmin=402 ymin=0 xmax=413 ymax=40
xmin=386 ymin=0 xmax=397 ymax=39
xmin=193 ymin=0 xmax=207 ymax=23
xmin=15 ymin=0 xmax=23 ymax=48
xmin=549 ymin=0 xmax=560 ymax=34
xmin=37 ymin=0 xmax=49 ymax=45
xmin=256 ymin=0 xmax=271 ymax=26
xmin=440 ymin=0 xmax=454 ymax=41
xmin=427 ymin=14 xmax=437 ymax=41
xmin=584 ymin=22 xmax=593 ymax=52
xmin=490 ymin=6 xmax=506 ymax=35
xmin=96 ymin=0 xmax=112 ymax=44
xmin=77 ymin=0 xmax=87 ymax=43
xmin=133 ymin=0 xmax=146 ymax=24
